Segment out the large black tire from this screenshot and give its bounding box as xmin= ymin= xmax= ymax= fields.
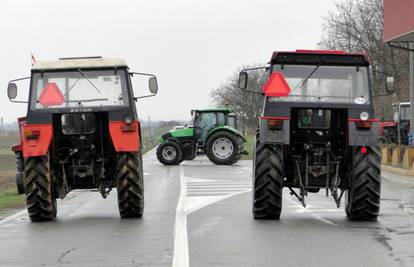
xmin=25 ymin=156 xmax=57 ymax=222
xmin=346 ymin=146 xmax=381 ymax=221
xmin=205 ymin=131 xmax=241 ymax=165
xmin=117 ymin=152 xmax=144 ymax=218
xmin=156 ymin=141 xmax=183 ymax=165
xmin=253 ymin=131 xmax=284 ymax=220
xmin=15 ymin=152 xmax=25 ymax=194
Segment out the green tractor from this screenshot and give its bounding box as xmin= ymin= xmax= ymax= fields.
xmin=157 ymin=109 xmax=247 ymax=165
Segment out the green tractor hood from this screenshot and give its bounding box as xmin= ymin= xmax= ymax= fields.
xmin=159 ymin=127 xmax=194 ymax=143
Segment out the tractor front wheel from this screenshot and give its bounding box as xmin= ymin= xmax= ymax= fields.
xmin=15 ymin=151 xmax=25 ymax=194
xmin=253 ymin=131 xmax=284 ymax=220
xmin=117 ymin=152 xmax=144 ymax=218
xmin=25 ymin=156 xmax=57 ymax=222
xmin=346 ymin=146 xmax=381 ymax=221
xmin=156 ymin=141 xmax=183 ymax=165
xmin=206 ymin=131 xmax=240 ymax=165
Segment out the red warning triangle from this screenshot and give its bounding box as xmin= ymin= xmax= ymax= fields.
xmin=38 ymin=82 xmax=65 ymax=107
xmin=262 ymin=72 xmax=291 ymax=97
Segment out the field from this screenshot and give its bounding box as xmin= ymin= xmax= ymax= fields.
xmin=0 ymin=134 xmax=24 ymax=211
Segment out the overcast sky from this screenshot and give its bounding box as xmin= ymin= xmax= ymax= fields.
xmin=0 ymin=0 xmax=335 ymax=123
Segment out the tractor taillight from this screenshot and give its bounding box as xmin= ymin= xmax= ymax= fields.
xmin=260 ymin=116 xmax=289 ymax=130
xmin=361 ymin=146 xmax=367 ymax=154
xmin=121 ymin=124 xmax=136 ymax=132
xmin=355 ymin=121 xmax=372 ymax=129
xmin=24 ymin=129 xmax=41 ymax=140
xmin=349 ymin=118 xmax=379 ymax=130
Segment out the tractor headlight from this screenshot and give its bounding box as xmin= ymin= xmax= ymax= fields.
xmin=123 ymin=116 xmax=133 ymax=125
xmin=360 ymin=112 xmax=369 ymax=121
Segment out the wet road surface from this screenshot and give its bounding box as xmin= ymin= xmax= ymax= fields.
xmin=0 ymin=151 xmax=413 ymax=266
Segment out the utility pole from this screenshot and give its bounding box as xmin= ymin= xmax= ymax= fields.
xmin=148 ymin=116 xmax=151 ymax=138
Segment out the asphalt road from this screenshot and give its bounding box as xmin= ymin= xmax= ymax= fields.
xmin=0 ymin=150 xmax=414 ymax=267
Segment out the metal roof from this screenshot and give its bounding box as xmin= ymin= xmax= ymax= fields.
xmin=31 ymin=57 xmax=128 ymax=70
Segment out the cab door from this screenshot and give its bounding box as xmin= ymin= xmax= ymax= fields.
xmin=195 ymin=112 xmax=218 ymax=144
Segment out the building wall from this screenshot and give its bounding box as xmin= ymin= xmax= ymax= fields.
xmin=384 ymin=0 xmax=414 ymax=42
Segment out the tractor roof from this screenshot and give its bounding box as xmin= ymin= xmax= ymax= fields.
xmin=192 ymin=108 xmax=233 ymax=113
xmin=31 ymin=56 xmax=128 ymax=71
xmin=270 ymin=50 xmax=371 ymax=66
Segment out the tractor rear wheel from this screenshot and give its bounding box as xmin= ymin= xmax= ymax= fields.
xmin=156 ymin=141 xmax=183 ymax=165
xmin=253 ymin=131 xmax=284 ymax=220
xmin=346 ymin=146 xmax=381 ymax=221
xmin=25 ymin=156 xmax=57 ymax=222
xmin=206 ymin=131 xmax=240 ymax=165
xmin=117 ymin=152 xmax=144 ymax=218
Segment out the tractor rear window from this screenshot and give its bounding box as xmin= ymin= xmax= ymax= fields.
xmin=30 ymin=70 xmax=129 ymax=109
xmin=298 ymin=109 xmax=331 ymax=129
xmin=270 ymin=65 xmax=370 ymax=104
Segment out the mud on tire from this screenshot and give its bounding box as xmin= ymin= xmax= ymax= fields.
xmin=117 ymin=152 xmax=144 ymax=218
xmin=206 ymin=131 xmax=241 ymax=165
xmin=156 ymin=141 xmax=183 ymax=165
xmin=25 ymin=156 xmax=57 ymax=222
xmin=253 ymin=131 xmax=283 ymax=220
xmin=346 ymin=146 xmax=381 ymax=221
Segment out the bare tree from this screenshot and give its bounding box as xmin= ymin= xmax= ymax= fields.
xmin=210 ymin=65 xmax=267 ymax=132
xmin=319 ymin=0 xmax=409 ymax=119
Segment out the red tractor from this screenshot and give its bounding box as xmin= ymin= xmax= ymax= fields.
xmin=8 ymin=57 xmax=158 ymax=221
xmin=379 ymin=102 xmax=410 ymax=145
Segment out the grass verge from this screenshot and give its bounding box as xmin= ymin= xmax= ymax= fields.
xmin=0 ymin=187 xmax=24 ymax=210
xmin=242 ymin=134 xmax=254 ymax=160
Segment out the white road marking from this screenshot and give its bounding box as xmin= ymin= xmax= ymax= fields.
xmin=284 ymin=195 xmax=338 ymax=226
xmin=172 ymin=167 xmax=252 ymax=266
xmin=186 ymin=190 xmax=251 ymax=215
xmin=172 ymin=165 xmax=189 ymax=267
xmin=0 ymin=209 xmax=27 ymax=225
xmin=0 ymin=190 xmax=80 ymax=225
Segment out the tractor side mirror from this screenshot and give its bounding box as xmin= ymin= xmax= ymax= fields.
xmin=385 ymin=76 xmax=395 ymax=94
xmin=238 ymin=71 xmax=248 ymax=90
xmin=149 ymin=76 xmax=158 ymax=94
xmin=7 ymin=83 xmax=17 ymax=100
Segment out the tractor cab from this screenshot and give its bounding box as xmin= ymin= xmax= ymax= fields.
xmin=157 ymin=108 xmax=246 ymax=165
xmin=226 ymin=113 xmax=238 ymax=130
xmin=192 ymin=109 xmax=233 ymax=145
xmin=393 ymin=102 xmax=411 ymax=144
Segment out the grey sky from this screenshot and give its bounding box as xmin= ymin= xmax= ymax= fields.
xmin=0 ymin=0 xmax=335 ymax=123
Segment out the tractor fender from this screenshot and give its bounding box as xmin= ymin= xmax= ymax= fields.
xmin=159 ymin=133 xmax=180 ymax=145
xmin=206 ymin=126 xmax=246 ymax=143
xmin=348 ymin=120 xmax=379 ymax=146
xmin=109 ymin=121 xmax=141 ymax=152
xmin=11 ymin=117 xmax=26 ymax=154
xmin=22 ymin=124 xmax=53 ymax=158
xmin=163 ymin=137 xmax=182 ymax=145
